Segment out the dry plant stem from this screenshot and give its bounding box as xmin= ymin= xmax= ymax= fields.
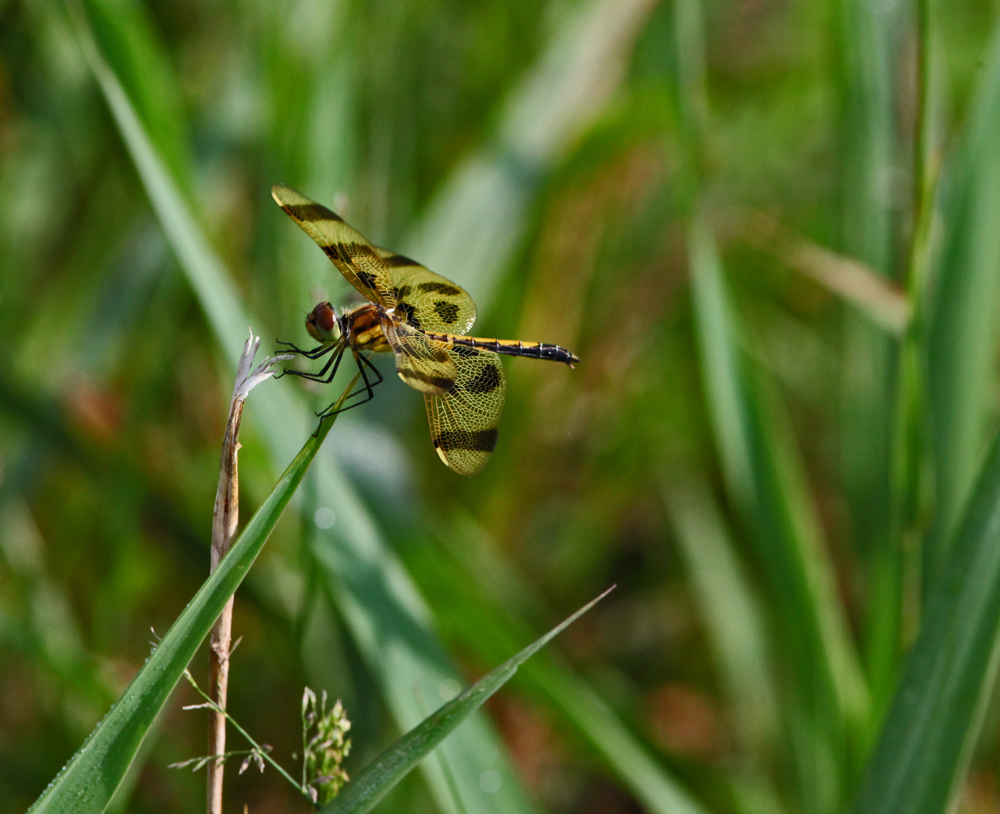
xmin=202 ymin=333 xmax=293 ymax=814
xmin=208 ymin=396 xmax=244 ymax=814
xmin=739 ymin=207 xmax=910 ymax=335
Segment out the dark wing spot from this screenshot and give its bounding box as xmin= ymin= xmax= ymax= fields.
xmin=434 ymin=428 xmax=498 ymax=452
xmin=330 ymin=241 xmax=366 ymax=266
xmin=392 ymin=284 xmax=412 ymax=301
xmin=462 ymin=363 xmax=501 ymax=394
xmin=398 ymin=368 xmax=455 ymax=391
xmin=356 ymin=271 xmax=379 ymax=291
xmin=450 ymin=344 xmax=479 ymax=358
xmin=433 ymin=301 xmax=460 ymax=324
xmin=418 ymin=282 xmax=462 ymax=295
xmin=284 ymin=202 xmax=344 ymax=223
xmin=382 ymin=253 xmax=420 ymax=267
xmin=396 ymin=302 xmax=421 ymax=330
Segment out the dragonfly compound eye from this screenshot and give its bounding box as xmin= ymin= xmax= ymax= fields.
xmin=306 ymin=302 xmax=342 ymax=344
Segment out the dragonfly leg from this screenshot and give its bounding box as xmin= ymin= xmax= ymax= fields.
xmin=343 ymin=351 xmax=384 ymax=405
xmin=276 ymin=338 xmax=336 ymax=359
xmin=356 ymin=350 xmax=385 ymax=392
xmin=281 ymin=342 xmax=345 ymax=383
xmin=315 ymin=353 xmax=384 ymax=419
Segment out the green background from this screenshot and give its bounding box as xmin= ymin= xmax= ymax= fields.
xmin=4 ymin=0 xmax=1000 ymax=812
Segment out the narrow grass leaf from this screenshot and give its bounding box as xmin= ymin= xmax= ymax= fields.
xmin=688 ymin=212 xmax=868 ymax=806
xmin=28 ymin=404 xmax=340 ymax=814
xmin=319 ymin=588 xmax=614 ymax=814
xmin=664 ymin=480 xmax=786 ymax=813
xmin=926 ymin=15 xmax=1000 ymax=570
xmin=79 ymin=0 xmax=193 ymax=188
xmin=852 ymin=429 xmax=1000 ymax=814
xmin=665 ymin=8 xmax=868 ymax=795
xmin=66 ymin=0 xmax=253 ymax=368
xmin=893 ymin=0 xmax=938 ymax=620
xmin=408 ymin=518 xmax=710 ymax=814
xmin=664 ymin=479 xmax=778 ymax=756
xmin=405 ymin=0 xmax=656 ymax=315
xmin=306 ymin=462 xmax=540 ymax=814
xmin=832 ymin=0 xmax=904 ymax=723
xmin=834 ymin=0 xmax=901 ymax=510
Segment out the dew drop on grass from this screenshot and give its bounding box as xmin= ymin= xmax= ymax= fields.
xmin=438 ymin=679 xmax=460 ymax=701
xmin=314 ymin=508 xmax=336 ymax=529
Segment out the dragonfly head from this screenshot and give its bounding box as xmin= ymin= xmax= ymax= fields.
xmin=305 ymin=301 xmax=344 ymax=346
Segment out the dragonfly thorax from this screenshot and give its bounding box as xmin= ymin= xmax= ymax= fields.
xmin=342 ymin=303 xmax=393 ymax=353
xmin=305 ymin=301 xmax=344 ymax=346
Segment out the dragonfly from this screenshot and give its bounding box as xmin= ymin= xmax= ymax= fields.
xmin=272 ymin=184 xmax=579 ymax=475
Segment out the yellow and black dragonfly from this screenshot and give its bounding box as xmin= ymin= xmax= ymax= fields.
xmin=272 ymin=185 xmax=579 ymax=475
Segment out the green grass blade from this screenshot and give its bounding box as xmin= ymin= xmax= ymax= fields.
xmin=407 ymin=519 xmax=711 ymax=814
xmin=688 ymin=212 xmax=868 ymax=806
xmin=665 ymin=2 xmax=868 ymax=801
xmin=319 ymin=589 xmax=613 ymax=814
xmin=895 ymin=0 xmax=937 ymax=614
xmin=68 ymin=7 xmax=540 ymax=812
xmin=665 ymin=481 xmax=785 ymax=812
xmin=28 ymin=403 xmax=340 ymax=814
xmin=404 ymin=0 xmax=656 ymax=315
xmin=66 ymin=0 xmax=253 ymax=367
xmin=664 ymin=480 xmax=778 ymax=760
xmin=306 ymin=464 xmax=541 ymax=814
xmin=835 ymin=0 xmax=900 ymax=276
xmin=526 ymin=672 xmax=709 ymax=814
xmin=884 ymin=0 xmax=937 ymax=712
xmin=851 ymin=428 xmax=1000 ymax=814
xmin=926 ymin=15 xmax=1000 ymax=571
xmin=79 ymin=0 xmax=193 ymax=189
xmin=831 ymin=0 xmax=904 ymax=712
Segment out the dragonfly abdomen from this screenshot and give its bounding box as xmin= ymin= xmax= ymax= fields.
xmin=430 ymin=333 xmax=580 ymax=367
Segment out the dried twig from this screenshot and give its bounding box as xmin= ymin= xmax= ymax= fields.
xmin=207 ymin=331 xmax=292 ymax=814
xmin=739 ymin=208 xmax=910 ymax=336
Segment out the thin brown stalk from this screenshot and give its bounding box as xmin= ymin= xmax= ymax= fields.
xmin=207 ymin=396 xmax=242 ymax=814
xmin=206 ymin=331 xmax=292 ymax=814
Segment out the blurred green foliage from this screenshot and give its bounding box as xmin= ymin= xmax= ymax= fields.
xmin=5 ymin=0 xmax=1000 ymax=812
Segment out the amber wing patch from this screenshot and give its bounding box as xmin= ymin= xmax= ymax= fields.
xmin=424 ymin=345 xmax=506 ymax=476
xmin=272 ymin=185 xmax=397 ymax=308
